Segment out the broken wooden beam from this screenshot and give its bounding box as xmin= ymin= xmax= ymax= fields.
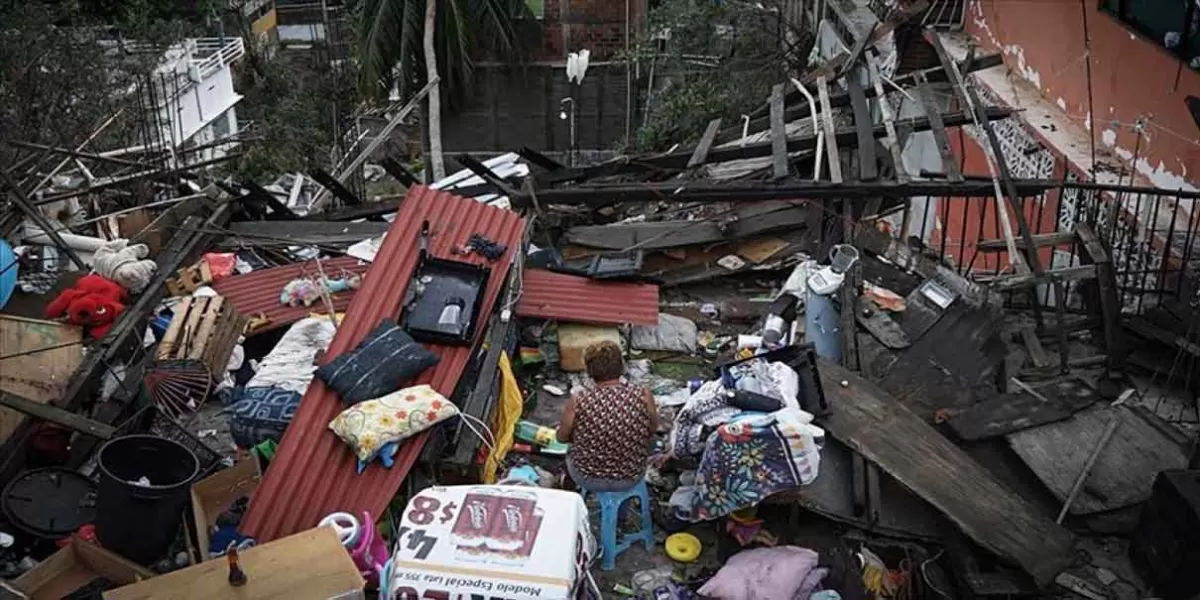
xmin=564 ymin=202 xmax=808 ymax=250
xmin=846 ymin=76 xmax=878 ymax=181
xmin=0 ymin=391 xmax=116 ymax=439
xmin=517 ymin=147 xmax=566 ymax=171
xmin=517 ymin=179 xmax=1065 ymax=207
xmin=770 ymin=85 xmax=789 ymax=180
xmin=976 ymin=231 xmax=1078 ymax=252
xmin=1 ymin=169 xmax=88 ymax=270
xmin=818 ymin=359 xmax=1075 ymax=585
xmin=983 ymin=265 xmax=1097 ymax=291
xmin=745 ymin=53 xmax=1005 ymax=140
xmin=866 ymin=53 xmax=908 ymax=184
xmin=541 ymin=107 xmax=1014 ymax=184
xmin=688 ymin=119 xmax=724 ymax=169
xmin=378 ymin=157 xmax=419 ymax=186
xmin=217 ymin=220 xmax=390 ymax=249
xmin=925 ymin=29 xmax=1050 ymax=330
xmin=309 ymin=168 xmax=363 ymax=206
xmin=1075 ymin=223 xmax=1124 ymax=372
xmin=915 ymin=71 xmax=962 ymax=182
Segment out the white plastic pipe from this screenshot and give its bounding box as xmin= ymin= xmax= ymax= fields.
xmin=790 ymin=78 xmax=823 ymax=181
xmin=23 ymin=228 xmax=106 ymax=254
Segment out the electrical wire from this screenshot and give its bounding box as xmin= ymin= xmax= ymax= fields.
xmin=456 ymin=411 xmax=497 ymax=453
xmin=919 ymin=550 xmax=953 ymax=599
xmin=1080 ymin=0 xmax=1099 ymax=180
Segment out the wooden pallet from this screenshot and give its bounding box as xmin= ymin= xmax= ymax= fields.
xmin=146 ymin=296 xmax=244 ymax=420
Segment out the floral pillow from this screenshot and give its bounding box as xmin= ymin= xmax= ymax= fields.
xmin=328 ymin=384 xmax=459 ymax=470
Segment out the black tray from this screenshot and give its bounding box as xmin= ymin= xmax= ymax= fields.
xmin=402 ymin=256 xmax=491 ymax=346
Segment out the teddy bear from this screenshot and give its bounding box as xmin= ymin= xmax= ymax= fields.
xmin=93 ymin=238 xmax=157 ymax=293
xmin=45 ymin=274 xmax=127 ymax=339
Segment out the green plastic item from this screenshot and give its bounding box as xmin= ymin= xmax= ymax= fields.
xmin=515 ymin=420 xmax=569 ymax=455
xmin=252 ymin=439 xmax=278 ymax=461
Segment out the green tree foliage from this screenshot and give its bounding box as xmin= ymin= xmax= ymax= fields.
xmin=631 ymin=0 xmax=806 ymax=153
xmin=0 ymin=1 xmax=193 ymax=163
xmin=230 ymin=48 xmax=354 ymax=182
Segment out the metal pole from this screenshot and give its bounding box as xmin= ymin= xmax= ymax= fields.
xmin=0 ymin=170 xmax=88 ymax=270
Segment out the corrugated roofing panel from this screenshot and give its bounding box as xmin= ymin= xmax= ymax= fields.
xmin=239 ymin=186 xmax=525 ymax=542
xmin=516 ymin=269 xmax=660 ymax=326
xmin=211 ymin=256 xmax=368 ymax=334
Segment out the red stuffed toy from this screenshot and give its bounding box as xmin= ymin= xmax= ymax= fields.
xmin=45 ymin=274 xmax=127 ymax=339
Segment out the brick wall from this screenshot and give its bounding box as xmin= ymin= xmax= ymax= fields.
xmin=538 ymin=0 xmax=643 ymax=60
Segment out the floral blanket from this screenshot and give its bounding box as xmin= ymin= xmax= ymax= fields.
xmin=689 ymin=413 xmax=820 ymax=521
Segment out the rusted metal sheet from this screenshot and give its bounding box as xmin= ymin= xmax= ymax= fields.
xmin=239 ymin=186 xmax=525 ymax=542
xmin=211 ymin=256 xmax=368 ymax=334
xmin=516 ymin=269 xmax=659 ymax=326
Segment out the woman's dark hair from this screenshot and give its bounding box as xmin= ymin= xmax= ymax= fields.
xmin=584 ymin=341 xmax=624 ymax=382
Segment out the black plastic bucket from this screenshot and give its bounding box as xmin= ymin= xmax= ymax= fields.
xmin=95 ymin=435 xmax=199 ymax=564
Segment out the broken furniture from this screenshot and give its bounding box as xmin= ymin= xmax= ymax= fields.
xmin=104 ymin=527 xmax=364 ymax=599
xmin=817 ymin=359 xmax=1075 ymax=585
xmin=12 ymin=537 xmax=156 ymax=600
xmin=188 ymin=457 xmax=262 ymax=564
xmin=976 ymin=223 xmax=1124 ymax=374
xmin=1007 ymin=403 xmax=1191 ymax=516
xmin=144 ymin=295 xmax=245 ymax=419
xmin=0 ymin=315 xmax=84 ymax=445
xmin=165 ymin=261 xmax=213 ymax=297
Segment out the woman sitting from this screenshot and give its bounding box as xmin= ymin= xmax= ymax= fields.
xmin=556 ymin=341 xmax=658 ymax=492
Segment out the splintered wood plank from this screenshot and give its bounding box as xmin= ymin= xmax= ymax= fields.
xmin=915 ymin=71 xmax=962 ymax=181
xmin=769 ymin=84 xmax=789 ymax=180
xmin=946 ymin=377 xmax=1101 ymax=440
xmin=1007 ymin=404 xmax=1190 ymax=515
xmin=1019 ymin=325 xmax=1052 ymax=368
xmin=816 ymin=76 xmax=844 ymax=183
xmin=866 ymin=53 xmax=907 ymax=183
xmin=846 ymin=76 xmax=878 ymax=181
xmin=0 ymin=392 xmax=116 ymax=439
xmin=0 ymin=316 xmax=84 ymax=444
xmin=818 ymin=359 xmax=1075 ymax=585
xmin=735 ymin=237 xmax=790 ymax=264
xmin=105 ymin=527 xmax=364 ymax=599
xmin=688 ymin=119 xmax=723 ymax=168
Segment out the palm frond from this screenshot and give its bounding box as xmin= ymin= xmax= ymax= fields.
xmin=356 ymin=0 xmax=529 ymax=104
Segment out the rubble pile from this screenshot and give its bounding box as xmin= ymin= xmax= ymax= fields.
xmin=2 ymin=18 xmax=1200 ymax=600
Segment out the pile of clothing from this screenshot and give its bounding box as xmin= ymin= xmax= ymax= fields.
xmin=667 ymin=356 xmax=825 ymax=522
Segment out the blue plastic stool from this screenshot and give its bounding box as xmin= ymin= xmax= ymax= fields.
xmin=580 ymin=480 xmax=655 ymax=571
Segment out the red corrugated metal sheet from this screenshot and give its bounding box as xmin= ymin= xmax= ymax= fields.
xmin=516 ymin=269 xmax=660 ymax=326
xmin=240 ymin=186 xmax=525 ymax=542
xmin=212 ymin=257 xmax=368 ymax=334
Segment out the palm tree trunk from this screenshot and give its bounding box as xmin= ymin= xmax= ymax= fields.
xmin=423 ymin=0 xmax=446 ymax=181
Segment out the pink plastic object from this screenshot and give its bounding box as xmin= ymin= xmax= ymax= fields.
xmin=321 ymin=511 xmax=391 ymax=587
xmin=350 ymin=511 xmax=391 ymax=586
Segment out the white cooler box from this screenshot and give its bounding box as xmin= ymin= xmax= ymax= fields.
xmin=385 ymin=485 xmax=598 ymax=600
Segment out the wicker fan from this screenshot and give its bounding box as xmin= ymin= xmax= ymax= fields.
xmin=144 ymin=360 xmax=214 ymax=421
xmin=146 ymin=296 xmax=243 ymax=421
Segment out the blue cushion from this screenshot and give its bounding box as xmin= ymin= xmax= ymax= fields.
xmin=314 ymin=319 xmax=440 ymax=405
xmin=228 ymin=386 xmax=303 ymax=449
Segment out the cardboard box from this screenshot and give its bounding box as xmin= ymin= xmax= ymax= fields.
xmin=104 ymin=527 xmax=364 ymax=600
xmin=188 ymin=457 xmax=261 ymax=563
xmin=12 ymin=538 xmax=156 ymax=600
xmin=557 ymin=324 xmax=621 ymax=372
